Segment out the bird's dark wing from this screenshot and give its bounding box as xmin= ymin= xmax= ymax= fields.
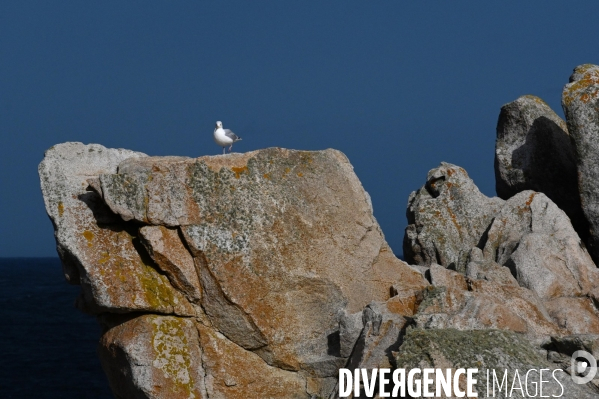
xmin=224 ymin=129 xmax=241 ymax=141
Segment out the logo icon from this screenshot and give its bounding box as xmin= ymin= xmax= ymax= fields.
xmin=571 ymin=350 xmax=597 ymax=384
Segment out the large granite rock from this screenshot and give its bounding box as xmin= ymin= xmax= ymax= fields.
xmin=40 ymin=143 xmax=427 ymax=398
xmin=495 ymin=95 xmax=587 ymax=241
xmin=403 ymin=163 xmax=504 ymax=273
xmin=563 ymin=64 xmax=599 ymax=265
xmin=96 ymin=148 xmax=427 ymax=377
xmin=481 ymin=191 xmax=599 ymax=333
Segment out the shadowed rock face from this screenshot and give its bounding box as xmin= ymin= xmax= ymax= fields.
xmin=495 ymin=95 xmax=588 ymax=244
xmin=40 ymin=143 xmax=427 ymax=398
xmin=563 ymin=64 xmax=599 ymax=265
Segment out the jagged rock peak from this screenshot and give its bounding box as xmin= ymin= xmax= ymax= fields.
xmin=404 ymin=162 xmax=504 ymax=272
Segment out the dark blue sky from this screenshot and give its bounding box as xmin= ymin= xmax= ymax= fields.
xmin=1 ymin=1 xmax=597 ymax=257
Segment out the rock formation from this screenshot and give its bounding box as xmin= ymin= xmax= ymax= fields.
xmin=40 ymin=143 xmax=427 ymax=398
xmin=494 ymin=95 xmax=588 ymax=243
xmin=39 ymin=64 xmax=599 ymax=398
xmin=404 ymin=163 xmax=599 ymax=337
xmin=403 ymin=163 xmax=504 ymax=273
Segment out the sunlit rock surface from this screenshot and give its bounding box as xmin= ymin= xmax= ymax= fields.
xmin=40 ymin=143 xmax=427 ymax=398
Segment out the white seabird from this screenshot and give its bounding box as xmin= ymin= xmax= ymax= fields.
xmin=213 ymin=121 xmax=242 ymax=154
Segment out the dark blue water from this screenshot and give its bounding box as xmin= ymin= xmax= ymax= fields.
xmin=0 ymin=258 xmax=112 ymax=398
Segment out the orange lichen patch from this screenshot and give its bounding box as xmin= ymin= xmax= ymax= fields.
xmin=563 ymin=68 xmax=599 ymax=107
xmin=523 ymin=95 xmax=549 ymax=107
xmin=83 ymin=230 xmax=94 ymax=247
xmin=198 ymin=151 xmax=258 ymax=173
xmin=298 ymin=152 xmax=314 ymax=164
xmin=263 ymin=173 xmax=270 ymax=180
xmin=386 ymin=293 xmax=420 ymax=316
xmin=447 ymin=206 xmax=462 ymax=236
xmin=446 ymin=169 xmax=454 ymax=177
xmin=57 ymin=201 xmax=64 ymax=217
xmin=231 ymin=165 xmax=248 ymax=179
xmin=525 ymin=192 xmax=536 ymax=206
xmin=297 ymin=172 xmax=303 ymax=177
xmin=98 ymin=251 xmax=110 ymax=264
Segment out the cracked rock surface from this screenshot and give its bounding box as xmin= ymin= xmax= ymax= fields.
xmin=40 ymin=143 xmax=427 ymax=398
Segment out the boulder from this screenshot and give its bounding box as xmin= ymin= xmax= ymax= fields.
xmin=98 ymin=148 xmax=428 ymax=375
xmin=483 ymin=191 xmax=599 ymax=303
xmin=338 ymin=310 xmax=364 ymax=359
xmin=403 ymin=163 xmax=504 ymax=272
xmin=562 ymin=64 xmax=599 ymax=264
xmin=40 ymin=144 xmax=428 ymax=398
xmin=411 ymin=190 xmax=599 ymax=336
xmin=494 ymin=95 xmax=586 ymax=239
xmin=403 ymin=162 xmax=599 ymax=336
xmin=465 ymin=247 xmax=518 ymax=286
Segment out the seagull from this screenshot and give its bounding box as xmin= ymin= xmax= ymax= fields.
xmin=213 ymin=121 xmax=242 ymax=154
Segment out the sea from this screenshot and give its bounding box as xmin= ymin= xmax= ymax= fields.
xmin=0 ymin=258 xmax=112 ymax=398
